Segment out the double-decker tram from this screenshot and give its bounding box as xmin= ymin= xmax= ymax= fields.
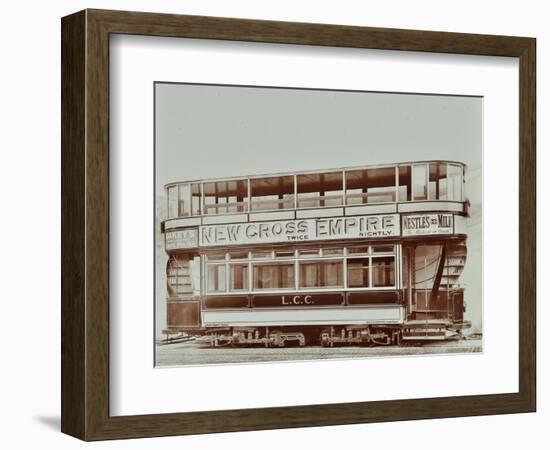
xmin=161 ymin=161 xmax=471 ymax=347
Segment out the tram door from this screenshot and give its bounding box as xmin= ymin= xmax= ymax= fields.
xmin=403 ymin=243 xmax=449 ymax=321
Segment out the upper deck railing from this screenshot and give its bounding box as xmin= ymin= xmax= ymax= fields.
xmin=164 ymin=161 xmax=466 ymax=219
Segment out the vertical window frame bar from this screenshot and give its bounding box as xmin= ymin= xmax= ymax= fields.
xmin=427 ymin=163 xmax=432 ymax=201
xmin=166 ymin=186 xmax=170 ymax=219
xmin=294 ymin=249 xmax=299 ymax=290
xmin=225 ymin=252 xmax=230 ymax=292
xmin=394 ymin=165 xmax=399 ymax=203
xmin=199 ymin=182 xmax=204 ymax=216
xmin=247 ymin=178 xmax=251 ymax=213
xmin=413 ymin=164 xmax=419 ymax=201
xmin=462 ymin=164 xmax=465 ymax=201
xmin=248 ymin=251 xmax=253 ymax=293
xmin=371 ymin=255 xmax=377 ymax=289
xmin=177 ymin=184 xmax=182 ymax=217
xmin=342 ymin=169 xmax=347 ymax=207
xmin=293 ymin=174 xmax=298 ymax=209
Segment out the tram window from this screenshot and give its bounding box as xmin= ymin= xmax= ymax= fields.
xmin=299 ymin=260 xmax=344 ymax=288
xmin=274 ymin=250 xmax=295 ymax=258
xmin=439 ymin=169 xmax=448 ymax=200
xmin=207 ymin=253 xmax=226 ymax=262
xmin=203 ymin=189 xmax=215 ymax=214
xmin=253 ymin=263 xmax=295 ymax=290
xmin=174 ymin=183 xmax=202 ymax=217
xmin=347 ymin=246 xmax=370 ymax=255
xmin=176 ymin=184 xmax=190 ymax=217
xmin=448 ymin=164 xmax=463 ymax=201
xmin=229 ymin=264 xmax=249 ymax=291
xmin=412 ymin=164 xmax=428 ymax=201
xmin=298 ymin=248 xmax=320 ymax=257
xmin=297 ymin=172 xmax=343 ymax=208
xmin=203 ymin=179 xmax=248 ymax=215
xmin=398 ymin=166 xmax=412 ymax=201
xmin=207 ymin=264 xmax=227 ymax=293
xmin=428 ymin=164 xmax=438 ymax=200
xmin=372 ymin=257 xmax=395 ymax=287
xmin=347 ymin=258 xmax=370 ymax=288
xmin=322 ymin=248 xmax=344 ymax=256
xmin=190 ymin=184 xmax=201 ymax=215
xmin=371 ymin=244 xmax=395 ymax=254
xmin=251 ymin=251 xmax=272 ymax=259
xmin=346 ymin=167 xmax=396 ymax=204
xmin=250 ymin=176 xmax=294 ymax=211
xmin=228 ymin=251 xmax=249 ymax=260
xmin=167 ymin=186 xmax=178 ymax=218
xmin=428 ymin=163 xmax=448 ymax=200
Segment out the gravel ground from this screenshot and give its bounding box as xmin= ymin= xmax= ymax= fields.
xmin=156 ymin=336 xmax=482 ymax=367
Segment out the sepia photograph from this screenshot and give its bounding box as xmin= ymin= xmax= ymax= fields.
xmin=51 ymin=4 xmax=536 ymax=444
xmin=154 ymin=82 xmax=482 ymax=367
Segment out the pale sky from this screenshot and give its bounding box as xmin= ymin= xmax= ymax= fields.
xmin=155 ymin=83 xmax=481 ymax=190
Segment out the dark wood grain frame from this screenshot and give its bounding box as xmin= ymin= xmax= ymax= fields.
xmin=61 ymin=9 xmax=536 ymax=441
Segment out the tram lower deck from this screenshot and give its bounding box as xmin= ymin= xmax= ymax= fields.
xmin=164 ymin=237 xmax=470 ymax=347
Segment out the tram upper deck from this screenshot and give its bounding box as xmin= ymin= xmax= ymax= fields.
xmin=162 ymin=161 xmax=468 ymax=246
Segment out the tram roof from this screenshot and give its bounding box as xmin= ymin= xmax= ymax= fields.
xmin=164 ymin=159 xmax=467 ymax=189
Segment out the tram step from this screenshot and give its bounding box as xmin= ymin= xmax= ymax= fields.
xmin=402 ymin=330 xmax=446 ymax=340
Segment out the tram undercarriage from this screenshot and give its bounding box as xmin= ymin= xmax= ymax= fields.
xmin=205 ymin=322 xmax=470 ymax=348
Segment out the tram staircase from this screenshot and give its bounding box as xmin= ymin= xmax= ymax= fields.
xmin=404 ymin=242 xmax=468 ymax=340
xmin=168 ymin=258 xmax=194 ymax=296
xmin=177 ymin=261 xmax=193 ymax=295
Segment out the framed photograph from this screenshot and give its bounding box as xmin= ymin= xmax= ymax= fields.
xmin=61 ymin=9 xmax=536 ymax=441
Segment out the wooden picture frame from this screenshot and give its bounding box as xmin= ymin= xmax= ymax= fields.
xmin=61 ymin=8 xmax=536 ymax=441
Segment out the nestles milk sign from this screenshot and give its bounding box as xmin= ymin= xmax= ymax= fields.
xmin=200 ymin=214 xmax=400 ymax=247
xmin=402 ymin=213 xmax=454 ymax=236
